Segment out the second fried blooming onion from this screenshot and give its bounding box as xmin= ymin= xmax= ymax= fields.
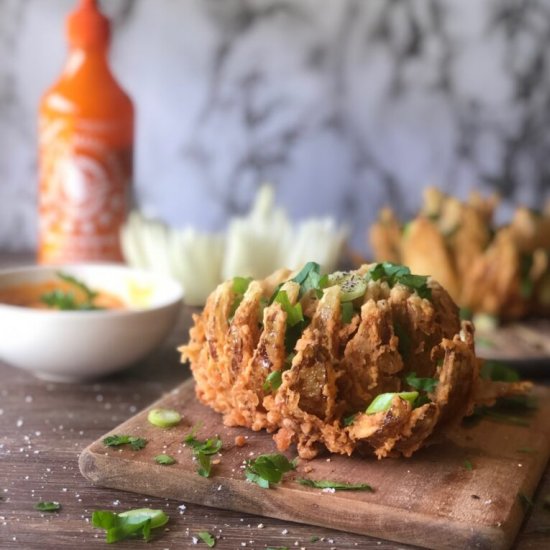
xmin=180 ymin=263 xmax=530 ymax=460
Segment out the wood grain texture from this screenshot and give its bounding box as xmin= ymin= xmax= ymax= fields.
xmin=80 ymin=379 xmax=550 ymax=550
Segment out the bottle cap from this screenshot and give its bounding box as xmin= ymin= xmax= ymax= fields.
xmin=66 ymin=0 xmax=110 ymax=48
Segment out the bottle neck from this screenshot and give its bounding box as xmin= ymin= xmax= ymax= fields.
xmin=62 ymin=45 xmax=112 ymax=80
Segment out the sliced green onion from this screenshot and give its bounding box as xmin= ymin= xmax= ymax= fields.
xmin=117 ymin=508 xmax=169 ymax=529
xmin=147 ymin=408 xmax=182 ymax=428
xmin=154 ymin=454 xmax=176 ymax=465
xmin=366 ymin=391 xmax=419 ymax=414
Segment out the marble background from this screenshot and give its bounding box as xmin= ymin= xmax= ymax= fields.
xmin=1 ymin=0 xmax=549 ymax=253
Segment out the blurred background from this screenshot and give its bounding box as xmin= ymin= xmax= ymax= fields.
xmin=1 ymin=0 xmax=550 ymax=253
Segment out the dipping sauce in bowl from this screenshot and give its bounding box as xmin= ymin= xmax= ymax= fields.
xmin=0 ymin=273 xmax=125 ymax=310
xmin=0 ymin=264 xmax=183 ymax=382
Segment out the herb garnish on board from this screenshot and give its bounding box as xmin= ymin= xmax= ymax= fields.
xmin=244 ymin=453 xmax=297 ymax=489
xmin=184 ymin=426 xmax=222 ymax=478
xmin=103 ymin=434 xmax=148 ymax=451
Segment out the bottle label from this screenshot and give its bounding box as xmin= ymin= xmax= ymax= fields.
xmin=38 ymin=115 xmax=132 ymax=263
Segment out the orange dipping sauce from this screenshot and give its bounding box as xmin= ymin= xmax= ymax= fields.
xmin=0 ymin=280 xmax=125 ymax=310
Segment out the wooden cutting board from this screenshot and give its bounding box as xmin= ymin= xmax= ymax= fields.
xmin=79 ymin=379 xmax=550 ymax=550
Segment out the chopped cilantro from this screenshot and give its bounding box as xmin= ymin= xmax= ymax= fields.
xmin=463 ymin=459 xmax=473 ymax=471
xmin=184 ymin=429 xmax=222 ymax=478
xmin=196 ymin=452 xmax=212 ymax=478
xmin=413 ymin=394 xmax=431 ymax=408
xmin=92 ymin=508 xmax=168 ymax=543
xmin=269 ymin=262 xmax=329 ymax=304
xmin=291 ymin=262 xmax=320 ymax=286
xmin=297 ymin=478 xmax=373 ymax=491
xmin=368 ymin=262 xmax=409 ymax=282
xmin=103 ymin=434 xmax=147 ymax=451
xmin=57 ymin=271 xmax=97 ymax=300
xmin=290 ymin=262 xmax=328 ymax=298
xmin=404 ymin=372 xmax=438 ymax=393
xmin=244 ymin=453 xmax=296 ymax=489
xmin=184 ymin=433 xmax=223 ymax=455
xmin=367 ymin=262 xmax=431 ymax=299
xmin=41 ymin=271 xmax=102 ymax=311
xmin=309 ymin=536 xmax=320 ymax=543
xmin=35 ymin=501 xmax=61 ymax=512
xmin=154 ymin=454 xmax=176 ymax=465
xmin=197 ymin=530 xmax=216 ymax=547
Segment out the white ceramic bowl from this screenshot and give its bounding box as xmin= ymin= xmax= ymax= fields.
xmin=0 ymin=264 xmax=183 ymax=382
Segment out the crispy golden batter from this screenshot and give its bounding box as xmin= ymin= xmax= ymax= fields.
xmin=369 ymin=187 xmax=550 ymax=320
xmin=180 ymin=264 xmax=530 ymax=459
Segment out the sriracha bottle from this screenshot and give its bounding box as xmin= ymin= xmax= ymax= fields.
xmin=38 ymin=0 xmax=134 ymax=263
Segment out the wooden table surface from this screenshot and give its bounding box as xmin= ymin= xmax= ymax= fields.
xmin=1 ymin=253 xmax=549 ymax=550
